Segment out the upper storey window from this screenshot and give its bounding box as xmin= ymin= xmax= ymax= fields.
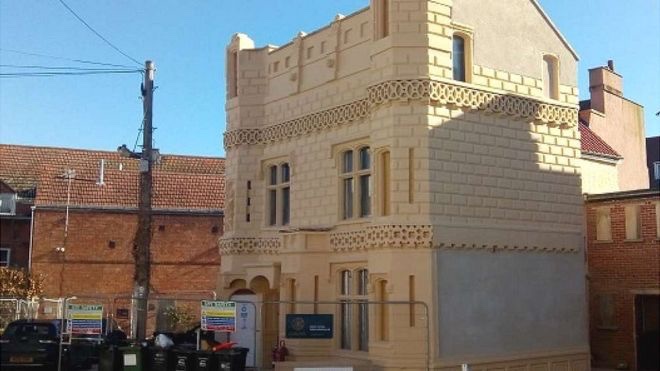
xmin=543 ymin=55 xmax=559 ymax=100
xmin=374 ymin=0 xmax=389 ymax=40
xmin=452 ymin=35 xmax=466 ymax=82
xmin=452 ymin=32 xmax=472 ymax=83
xmin=0 ymin=193 xmax=16 ymax=215
xmin=341 ymin=147 xmax=371 ymax=220
xmin=267 ymin=163 xmax=290 ymax=226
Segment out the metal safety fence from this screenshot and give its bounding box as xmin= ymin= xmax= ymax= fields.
xmin=1 ymin=296 xmax=429 ymax=370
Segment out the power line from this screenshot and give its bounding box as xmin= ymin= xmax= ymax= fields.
xmin=0 ymin=48 xmax=136 ymax=69
xmin=56 ymin=0 xmax=142 ymax=66
xmin=0 ymin=63 xmax=136 ymax=71
xmin=0 ymin=70 xmax=142 ymax=78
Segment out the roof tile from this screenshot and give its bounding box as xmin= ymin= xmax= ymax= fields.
xmin=0 ymin=144 xmax=225 ymax=210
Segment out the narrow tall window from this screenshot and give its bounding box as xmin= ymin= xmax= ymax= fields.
xmin=338 ymin=268 xmax=369 ymax=352
xmin=625 ymin=205 xmax=642 ymax=240
xmin=409 ymin=275 xmax=415 ymax=327
xmin=596 ymin=208 xmax=612 ymax=241
xmin=359 ymin=148 xmax=371 ymax=217
xmin=379 ymin=151 xmax=391 ymax=215
xmin=266 ymin=163 xmax=291 ymax=226
xmin=281 ymin=163 xmax=291 ymax=225
xmin=339 ymin=270 xmax=352 ymax=350
xmin=452 ymin=35 xmax=466 ymax=82
xmin=543 ymin=55 xmax=559 ymax=99
xmin=357 ymin=269 xmax=369 ymax=352
xmin=229 ymin=51 xmax=238 ymax=98
xmin=377 ymin=280 xmax=389 ymax=341
xmin=340 ymin=147 xmax=371 ymax=220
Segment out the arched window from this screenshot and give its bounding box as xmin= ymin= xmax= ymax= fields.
xmin=452 ymin=32 xmax=473 ymax=83
xmin=452 ymin=35 xmax=466 ymax=82
xmin=543 ymin=55 xmax=559 ymax=100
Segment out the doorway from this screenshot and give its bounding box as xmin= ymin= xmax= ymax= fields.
xmin=635 ymin=295 xmax=659 ymax=371
xmin=229 ymin=291 xmax=257 ymax=368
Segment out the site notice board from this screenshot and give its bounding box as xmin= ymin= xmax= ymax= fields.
xmin=201 ymin=300 xmax=236 ymax=332
xmin=67 ymin=304 xmax=103 ymax=335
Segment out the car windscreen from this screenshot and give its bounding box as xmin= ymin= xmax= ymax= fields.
xmin=3 ymin=323 xmax=56 ymax=338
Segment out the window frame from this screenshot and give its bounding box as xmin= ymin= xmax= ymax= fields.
xmin=264 ymin=161 xmax=291 ymax=227
xmin=337 ymin=267 xmax=369 ymax=352
xmin=0 ymin=192 xmax=17 ymax=215
xmin=451 ymin=29 xmax=473 ymax=83
xmin=0 ymin=248 xmax=10 ymax=267
xmin=339 ymin=146 xmax=372 ymax=221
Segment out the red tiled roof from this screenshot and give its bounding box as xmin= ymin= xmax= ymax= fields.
xmin=578 ymin=122 xmax=622 ymax=159
xmin=0 ymin=144 xmax=225 ymax=210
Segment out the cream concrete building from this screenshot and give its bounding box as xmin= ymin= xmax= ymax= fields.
xmin=578 ymin=61 xmax=649 ymax=195
xmin=219 ymin=0 xmax=589 ymax=370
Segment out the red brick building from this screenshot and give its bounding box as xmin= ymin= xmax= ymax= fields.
xmin=585 ymin=189 xmax=659 ymax=371
xmin=0 ymin=144 xmax=225 ymax=301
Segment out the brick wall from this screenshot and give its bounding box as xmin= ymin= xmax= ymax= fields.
xmin=31 ymin=208 xmax=223 ymax=298
xmin=586 ymin=195 xmax=660 ymax=369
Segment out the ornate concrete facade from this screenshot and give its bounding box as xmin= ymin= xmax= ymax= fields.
xmin=219 ymin=1 xmax=588 ymax=369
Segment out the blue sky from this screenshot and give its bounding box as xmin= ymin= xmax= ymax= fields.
xmin=1 ymin=0 xmax=658 ymax=157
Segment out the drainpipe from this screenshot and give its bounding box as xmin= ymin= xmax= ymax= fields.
xmin=28 ymin=205 xmax=35 ymax=272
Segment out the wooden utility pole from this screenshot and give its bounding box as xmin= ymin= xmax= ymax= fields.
xmin=133 ymin=60 xmax=154 ymax=340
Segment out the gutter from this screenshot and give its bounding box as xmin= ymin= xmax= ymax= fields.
xmin=28 ymin=205 xmax=35 ymax=272
xmin=33 ymin=204 xmax=224 ymax=217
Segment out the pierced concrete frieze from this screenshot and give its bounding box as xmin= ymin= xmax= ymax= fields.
xmin=367 ymin=79 xmax=578 ymax=127
xmin=224 ymin=98 xmax=369 ymax=149
xmin=437 ymin=241 xmax=579 ymax=254
xmin=219 ymin=237 xmax=281 ymax=255
xmin=224 ymin=79 xmax=578 ymax=149
xmin=330 ymin=224 xmax=433 ymax=252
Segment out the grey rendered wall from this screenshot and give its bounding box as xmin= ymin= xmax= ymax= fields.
xmin=435 ymin=248 xmax=588 ymax=357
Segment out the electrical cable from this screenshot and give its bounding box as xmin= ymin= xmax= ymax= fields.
xmin=0 ymin=64 xmax=136 ymax=71
xmin=56 ymin=0 xmax=142 ymax=66
xmin=0 ymin=70 xmax=142 ymax=78
xmin=0 ymin=48 xmax=136 ymax=69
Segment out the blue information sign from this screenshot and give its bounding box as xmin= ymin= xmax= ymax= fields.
xmin=285 ymin=314 xmax=333 ymax=339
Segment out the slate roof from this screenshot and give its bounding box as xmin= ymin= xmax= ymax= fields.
xmin=578 ymin=122 xmax=622 ymax=159
xmin=0 ymin=144 xmax=225 ymax=210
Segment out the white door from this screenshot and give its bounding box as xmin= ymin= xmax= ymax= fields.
xmin=228 ymin=294 xmax=257 ymax=367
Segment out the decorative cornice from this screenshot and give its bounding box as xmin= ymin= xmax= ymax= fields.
xmin=436 ymin=242 xmax=578 ymax=253
xmin=219 ymin=237 xmax=281 ymax=255
xmin=224 ymin=79 xmax=578 ymax=150
xmin=224 ymin=98 xmax=369 ymax=149
xmin=330 ymin=224 xmax=433 ymax=252
xmin=368 ymin=79 xmax=578 ymax=126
